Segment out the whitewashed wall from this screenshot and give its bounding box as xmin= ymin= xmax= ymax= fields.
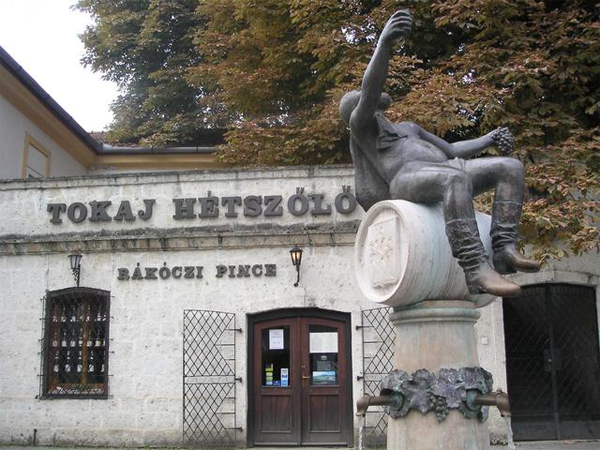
xmin=0 ymin=166 xmax=368 ymax=447
xmin=0 ymin=96 xmax=87 ymax=180
xmin=0 ymin=166 xmax=597 ymax=447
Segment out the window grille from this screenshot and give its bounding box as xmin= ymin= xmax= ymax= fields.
xmin=40 ymin=287 xmax=110 ymax=398
xmin=360 ymin=307 xmax=395 ymax=445
xmin=183 ymin=310 xmax=239 ymax=446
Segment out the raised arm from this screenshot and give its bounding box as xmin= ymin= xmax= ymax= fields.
xmin=351 ymin=11 xmax=413 ymax=127
xmin=419 ymin=127 xmax=515 ymax=159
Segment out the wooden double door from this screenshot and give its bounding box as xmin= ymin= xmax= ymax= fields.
xmin=249 ymin=310 xmax=352 ymax=446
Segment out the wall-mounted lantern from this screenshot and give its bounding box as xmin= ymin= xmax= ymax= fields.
xmin=68 ymin=254 xmax=82 ymax=288
xmin=289 ymin=245 xmax=303 ymax=287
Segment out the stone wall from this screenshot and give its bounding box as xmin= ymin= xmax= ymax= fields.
xmin=0 ymin=166 xmax=366 ymax=446
xmin=0 ymin=165 xmax=597 ymax=447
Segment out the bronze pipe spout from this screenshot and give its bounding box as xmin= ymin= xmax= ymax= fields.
xmin=467 ymin=389 xmax=511 ymax=417
xmin=356 ymin=393 xmax=402 ymax=417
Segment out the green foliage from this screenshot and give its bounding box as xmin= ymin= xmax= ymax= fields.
xmin=76 ymin=0 xmax=225 ymax=144
xmin=80 ymin=0 xmax=599 ymax=255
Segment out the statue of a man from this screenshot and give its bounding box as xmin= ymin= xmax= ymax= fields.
xmin=340 ymin=10 xmax=539 ymax=297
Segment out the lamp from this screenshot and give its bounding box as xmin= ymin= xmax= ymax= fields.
xmin=289 ymin=245 xmax=303 ymax=287
xmin=68 ymin=254 xmax=82 ymax=287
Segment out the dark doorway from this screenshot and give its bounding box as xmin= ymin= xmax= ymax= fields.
xmin=503 ymin=284 xmax=600 ymax=440
xmin=248 ymin=309 xmax=353 ymax=446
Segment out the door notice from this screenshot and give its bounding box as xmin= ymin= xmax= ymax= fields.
xmin=269 ymin=329 xmax=284 ymax=350
xmin=281 ymin=368 xmax=289 ymax=387
xmin=309 ymin=332 xmax=338 ymax=353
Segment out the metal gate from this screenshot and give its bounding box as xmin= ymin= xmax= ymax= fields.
xmin=359 ymin=307 xmax=395 ymax=445
xmin=183 ymin=310 xmax=240 ymax=446
xmin=503 ymin=284 xmax=600 ymax=441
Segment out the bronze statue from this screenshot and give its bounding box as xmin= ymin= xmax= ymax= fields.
xmin=340 ymin=10 xmax=539 ymax=297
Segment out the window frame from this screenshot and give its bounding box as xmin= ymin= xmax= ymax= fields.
xmin=40 ymin=287 xmax=111 ymax=399
xmin=22 ymin=134 xmax=51 ymax=179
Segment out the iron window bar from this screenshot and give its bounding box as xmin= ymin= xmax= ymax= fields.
xmin=360 ymin=307 xmax=395 ymax=445
xmin=39 ymin=287 xmax=111 ymax=399
xmin=183 ymin=310 xmax=239 ymax=446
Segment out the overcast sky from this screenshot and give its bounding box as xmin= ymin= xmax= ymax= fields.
xmin=0 ymin=0 xmax=118 ymax=131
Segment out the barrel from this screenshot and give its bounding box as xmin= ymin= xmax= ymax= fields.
xmin=354 ymin=200 xmax=495 ymax=308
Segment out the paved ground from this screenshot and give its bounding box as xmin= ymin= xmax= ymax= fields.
xmin=497 ymin=442 xmax=599 ymax=449
xmin=2 ymin=442 xmax=599 ymax=450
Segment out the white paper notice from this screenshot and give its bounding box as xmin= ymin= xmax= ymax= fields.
xmin=269 ymin=329 xmax=284 ymax=350
xmin=309 ymin=332 xmax=338 ymax=353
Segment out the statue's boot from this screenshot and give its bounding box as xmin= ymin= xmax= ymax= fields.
xmin=446 ymin=219 xmax=521 ymax=297
xmin=464 ymin=260 xmax=522 ymax=297
xmin=490 ymin=201 xmax=540 ymax=275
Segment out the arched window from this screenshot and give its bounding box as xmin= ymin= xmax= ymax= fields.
xmin=41 ymin=287 xmax=110 ymax=398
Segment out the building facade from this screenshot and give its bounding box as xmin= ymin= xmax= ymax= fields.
xmin=1 ymin=165 xmax=598 ymax=447
xmin=1 ymin=46 xmax=220 ymax=181
xmin=1 ymin=44 xmax=598 ymax=448
xmin=0 ymin=46 xmax=91 ymax=179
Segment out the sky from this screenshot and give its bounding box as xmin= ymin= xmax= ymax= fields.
xmin=0 ymin=0 xmax=119 ymax=131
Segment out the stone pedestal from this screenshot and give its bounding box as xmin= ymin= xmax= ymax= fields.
xmin=354 ymin=201 xmax=499 ymax=449
xmin=387 ymin=300 xmax=490 ymax=450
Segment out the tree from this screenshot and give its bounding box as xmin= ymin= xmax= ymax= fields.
xmin=80 ymin=0 xmax=598 ymax=257
xmin=191 ymin=0 xmax=598 ymax=258
xmin=76 ymin=0 xmax=228 ymax=145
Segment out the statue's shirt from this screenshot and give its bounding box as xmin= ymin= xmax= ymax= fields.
xmin=376 ymin=113 xmax=408 ymax=152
